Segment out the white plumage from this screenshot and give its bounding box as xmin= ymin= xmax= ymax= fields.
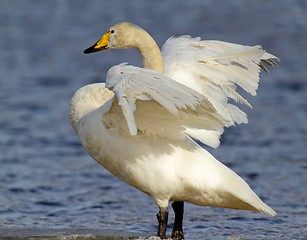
xmin=70 ymin=22 xmax=279 ymax=239
xmin=105 ymin=63 xmax=223 ymax=137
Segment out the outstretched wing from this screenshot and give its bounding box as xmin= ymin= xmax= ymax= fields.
xmin=161 ymin=36 xmax=279 ymax=147
xmin=162 ymin=36 xmax=279 ymax=123
xmin=103 ymin=63 xmax=224 ymax=141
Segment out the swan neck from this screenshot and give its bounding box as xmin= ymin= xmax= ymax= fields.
xmin=136 ymin=30 xmax=164 ymax=73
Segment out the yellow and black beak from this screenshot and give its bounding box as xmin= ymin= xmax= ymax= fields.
xmin=83 ymin=31 xmax=111 ymax=54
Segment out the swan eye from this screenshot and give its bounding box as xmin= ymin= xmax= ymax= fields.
xmin=110 ymin=29 xmax=115 ymax=34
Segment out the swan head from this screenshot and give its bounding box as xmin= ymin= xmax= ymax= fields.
xmin=83 ymin=22 xmax=164 ymax=73
xmin=84 ymin=22 xmax=144 ymax=54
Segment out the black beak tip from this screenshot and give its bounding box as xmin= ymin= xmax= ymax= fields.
xmin=83 ymin=45 xmax=97 ymax=54
xmin=83 ymin=41 xmax=108 ymax=54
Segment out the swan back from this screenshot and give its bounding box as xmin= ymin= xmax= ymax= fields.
xmin=69 ymin=83 xmax=114 ymax=132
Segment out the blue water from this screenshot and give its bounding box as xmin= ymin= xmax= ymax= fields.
xmin=0 ymin=0 xmax=307 ymax=239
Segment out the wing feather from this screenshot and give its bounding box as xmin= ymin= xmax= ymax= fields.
xmin=161 ymin=36 xmax=279 ymax=147
xmin=104 ymin=63 xmax=224 ymax=139
xmin=162 ymin=36 xmax=279 ymax=124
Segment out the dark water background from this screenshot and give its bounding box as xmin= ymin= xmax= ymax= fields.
xmin=0 ymin=0 xmax=306 ymax=239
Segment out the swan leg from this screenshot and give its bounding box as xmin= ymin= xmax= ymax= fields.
xmin=171 ymin=201 xmax=184 ymax=240
xmin=156 ymin=206 xmax=168 ymax=239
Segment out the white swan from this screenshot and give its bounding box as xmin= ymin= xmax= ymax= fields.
xmin=70 ymin=22 xmax=278 ymax=239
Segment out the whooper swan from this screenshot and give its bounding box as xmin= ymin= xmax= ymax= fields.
xmin=70 ymin=22 xmax=279 ymax=240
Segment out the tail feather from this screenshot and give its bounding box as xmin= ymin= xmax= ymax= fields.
xmin=186 ymin=147 xmax=277 ymax=216
xmin=259 ymin=203 xmax=276 ymax=216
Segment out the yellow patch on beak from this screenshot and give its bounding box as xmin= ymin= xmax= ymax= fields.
xmin=95 ymin=31 xmax=111 ymax=50
xmin=83 ymin=31 xmax=111 ymax=54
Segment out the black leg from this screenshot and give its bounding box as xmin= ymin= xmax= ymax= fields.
xmin=157 ymin=206 xmax=168 ymax=239
xmin=171 ymin=201 xmax=184 ymax=240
